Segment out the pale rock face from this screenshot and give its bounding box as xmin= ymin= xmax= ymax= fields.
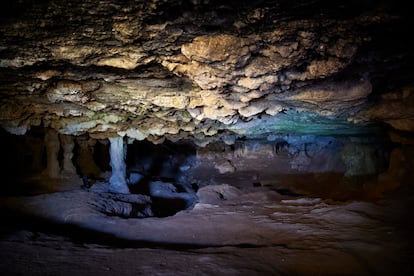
xmin=214 ymin=160 xmax=236 ymax=174
xmin=238 ymin=102 xmax=267 ymax=118
xmin=181 ymin=35 xmax=252 ymax=66
xmin=197 ymin=184 xmax=243 ymax=204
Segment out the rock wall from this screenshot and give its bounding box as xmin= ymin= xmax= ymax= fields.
xmin=191 ymin=134 xmax=390 ymax=186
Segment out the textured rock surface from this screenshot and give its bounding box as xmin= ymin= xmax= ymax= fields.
xmin=0 ymin=0 xmax=413 ymax=144
xmin=2 ymin=177 xmax=414 ymax=274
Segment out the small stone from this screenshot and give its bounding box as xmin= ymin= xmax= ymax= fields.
xmin=214 ymin=160 xmax=236 ymax=174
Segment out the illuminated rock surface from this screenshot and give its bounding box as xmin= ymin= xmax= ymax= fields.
xmin=0 ymin=0 xmax=413 ymax=142
xmin=1 ymin=0 xmax=414 ymax=275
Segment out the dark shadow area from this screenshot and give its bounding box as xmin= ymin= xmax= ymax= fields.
xmin=126 ymin=139 xmax=197 ymax=217
xmin=151 ymin=197 xmax=189 ymax=218
xmin=126 ymin=139 xmax=196 ymax=183
xmin=93 ymin=139 xmax=111 ymax=172
xmin=272 ymin=188 xmax=303 ymax=197
xmin=126 ymin=139 xmax=195 ymax=191
xmin=0 ymin=0 xmax=50 ymax=22
xmin=0 ymin=127 xmax=46 ymax=196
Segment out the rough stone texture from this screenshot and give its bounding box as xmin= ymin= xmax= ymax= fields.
xmin=190 ymin=135 xmax=390 ymax=190
xmin=0 ymin=0 xmax=413 ymax=144
xmin=1 ymin=3 xmax=413 ymax=273
xmin=365 ymin=87 xmax=414 ymax=132
xmin=2 ymin=170 xmax=414 ymax=274
xmin=197 ymin=184 xmax=243 ymax=204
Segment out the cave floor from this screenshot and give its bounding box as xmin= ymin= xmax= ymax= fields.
xmin=1 ymin=177 xmax=414 ymax=275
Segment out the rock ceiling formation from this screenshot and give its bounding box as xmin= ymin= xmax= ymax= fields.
xmin=1 ymin=0 xmax=413 ymax=145
xmin=1 ymin=4 xmax=414 ymax=274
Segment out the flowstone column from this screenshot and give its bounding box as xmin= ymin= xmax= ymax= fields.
xmin=43 ymin=128 xmax=60 ymax=178
xmin=60 ymin=134 xmax=77 ymax=176
xmin=108 ymin=136 xmax=130 ymax=194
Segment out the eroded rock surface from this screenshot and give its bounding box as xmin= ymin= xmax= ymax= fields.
xmin=1 ymin=0 xmax=413 ymax=144
xmin=1 ymin=180 xmax=413 ymax=275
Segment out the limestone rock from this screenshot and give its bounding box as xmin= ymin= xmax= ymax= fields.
xmin=0 ymin=0 xmax=412 ymax=143
xmin=364 ymin=87 xmax=414 ymax=132
xmin=214 ymin=160 xmax=236 ymax=174
xmin=181 ymin=35 xmax=252 ymax=66
xmin=197 ymin=184 xmax=243 ymax=205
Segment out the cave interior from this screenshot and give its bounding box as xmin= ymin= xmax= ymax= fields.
xmin=1 ymin=0 xmax=414 ymax=275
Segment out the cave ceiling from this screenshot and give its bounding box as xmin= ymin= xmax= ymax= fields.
xmin=0 ymin=0 xmax=413 ymax=145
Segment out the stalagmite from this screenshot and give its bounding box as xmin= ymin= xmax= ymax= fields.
xmin=108 ymin=136 xmax=130 ymax=194
xmin=60 ymin=134 xmax=77 ymax=176
xmin=43 ymin=128 xmax=60 ymax=178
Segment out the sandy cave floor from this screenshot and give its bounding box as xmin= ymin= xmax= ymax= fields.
xmin=1 ymin=177 xmax=414 ymax=276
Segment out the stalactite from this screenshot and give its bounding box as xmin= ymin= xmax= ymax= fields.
xmin=109 ymin=136 xmax=130 ymax=194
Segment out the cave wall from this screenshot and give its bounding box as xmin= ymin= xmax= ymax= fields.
xmin=0 ymin=128 xmax=105 ymax=192
xmin=0 ymin=126 xmax=394 ymax=197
